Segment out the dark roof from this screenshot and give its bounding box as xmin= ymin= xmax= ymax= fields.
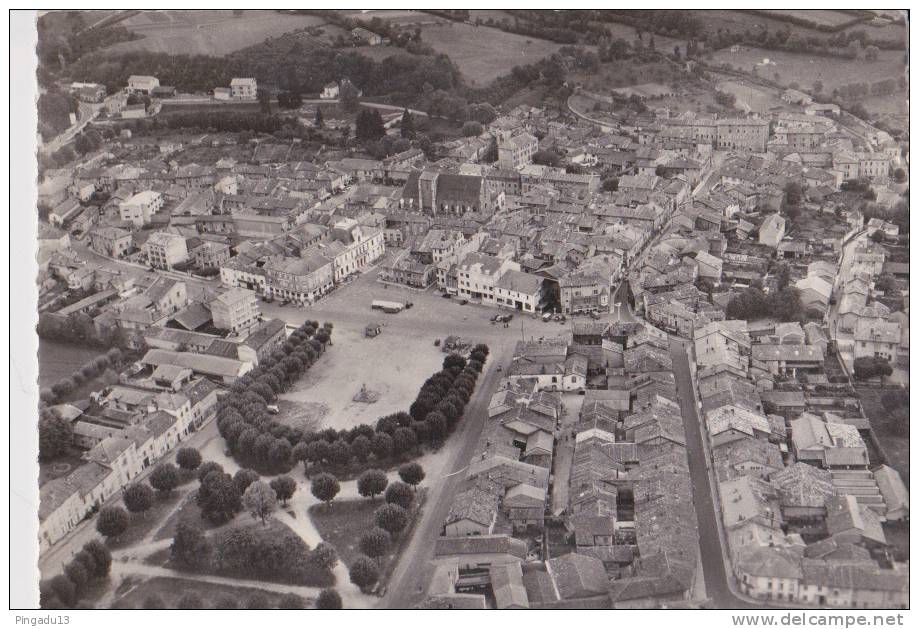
xmin=436 ymin=173 xmax=483 ymax=205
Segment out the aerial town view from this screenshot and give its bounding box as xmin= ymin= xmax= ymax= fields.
xmin=15 ymin=7 xmax=910 ymax=614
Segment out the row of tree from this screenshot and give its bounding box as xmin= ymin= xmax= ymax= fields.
xmin=216 ymin=320 xmax=332 ymax=474
xmin=140 ymin=590 xmax=306 ymax=610
xmin=39 ymin=540 xmax=112 ymax=608
xmin=725 ymin=286 xmax=806 ymax=323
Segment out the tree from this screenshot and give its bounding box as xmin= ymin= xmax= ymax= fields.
xmin=351 ymin=434 xmax=372 ymax=462
xmin=328 ymin=438 xmax=353 ymax=466
xmin=398 ymin=462 xmax=425 ymax=490
xmin=64 ymin=562 xmax=89 ymax=594
xmin=198 ymin=472 xmax=242 ymax=525
xmin=149 ymin=463 xmax=180 ymax=495
xmin=358 ymin=527 xmax=390 ymax=561
xmin=374 ymin=503 xmax=408 ymax=536
xmin=233 ymin=468 xmax=261 ymax=494
xmin=307 ymin=541 xmax=338 ymax=572
xmin=854 ymin=356 xmax=893 ymax=381
xmin=349 ymin=555 xmax=380 ymax=591
xmin=384 ymin=481 xmax=414 ymax=510
xmin=371 ymin=432 xmax=393 ymax=460
xmin=400 ymin=108 xmax=415 ymax=138
xmin=258 ymin=89 xmax=272 ymax=115
xmin=171 ymin=519 xmax=210 ymax=568
xmin=313 ymin=105 xmax=324 ymax=128
xmin=392 ymin=427 xmax=418 ymax=457
xmin=356 ymin=108 xmax=385 ymax=142
xmin=96 ymin=505 xmax=129 ymax=539
xmin=176 ymin=447 xmax=202 ymax=471
xmin=197 ymin=460 xmax=224 ymax=483
xmin=357 ymin=469 xmax=389 ymax=500
xmin=49 ymin=575 xmax=77 ymax=608
xmin=38 ymin=412 xmax=73 ymax=460
xmin=316 ymin=588 xmax=342 ymax=609
xmin=279 ymin=592 xmax=305 ymax=609
xmin=813 ymin=79 xmax=824 ymax=94
xmin=83 ymin=540 xmax=112 ymax=577
xmin=892 ymin=168 xmax=906 ymax=184
xmin=462 ymin=120 xmax=483 ymax=137
xmin=339 ymin=80 xmax=361 ymax=112
xmin=270 ymin=475 xmax=297 ymax=505
xmin=602 ymin=177 xmax=619 ymax=192
xmin=865 ymin=45 xmax=879 ymax=61
xmin=122 ymin=483 xmax=155 ymax=516
xmin=874 ymin=273 xmax=897 ymax=294
xmin=870 ymin=229 xmax=886 ymax=243
xmin=177 ymin=592 xmax=205 ymax=609
xmin=311 ymin=473 xmax=340 ymax=507
xmin=242 ymin=480 xmax=277 ymax=525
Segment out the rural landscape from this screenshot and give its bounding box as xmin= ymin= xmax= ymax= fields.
xmin=22 ymin=8 xmax=911 ymax=615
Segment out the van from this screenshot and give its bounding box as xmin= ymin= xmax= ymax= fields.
xmin=266 ymin=404 xmax=280 ymax=414
xmin=542 ymin=312 xmax=552 ymax=322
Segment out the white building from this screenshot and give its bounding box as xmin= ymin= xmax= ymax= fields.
xmin=127 ymin=75 xmax=160 ymax=94
xmin=143 ymin=231 xmax=188 ymax=270
xmin=119 ymin=190 xmax=163 ymax=227
xmin=230 ymin=77 xmax=257 ymax=100
xmin=210 ymin=287 xmax=260 ymax=334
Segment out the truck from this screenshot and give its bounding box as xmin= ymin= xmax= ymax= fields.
xmin=371 ymin=300 xmax=404 ymax=314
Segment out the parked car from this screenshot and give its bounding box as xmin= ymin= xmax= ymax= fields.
xmin=460 ymin=299 xmax=468 ymax=305
xmin=441 ymin=293 xmax=452 ymax=299
xmin=589 ymin=311 xmax=601 ymax=320
xmin=266 ymin=404 xmax=280 ymax=414
xmin=434 ymin=339 xmax=441 ymax=347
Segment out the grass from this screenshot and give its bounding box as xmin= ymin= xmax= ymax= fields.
xmin=309 ymin=490 xmax=427 ymax=587
xmin=417 ymin=21 xmax=564 ymax=85
xmin=110 ymin=576 xmax=304 ymax=609
xmin=108 ymin=10 xmax=330 ymax=56
xmin=151 ymin=488 xmax=209 ymax=542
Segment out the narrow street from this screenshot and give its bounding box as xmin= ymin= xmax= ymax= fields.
xmin=669 ymin=338 xmax=755 ymax=609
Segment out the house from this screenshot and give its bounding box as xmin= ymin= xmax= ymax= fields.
xmin=264 ymin=252 xmax=334 ymax=305
xmin=790 ymin=413 xmax=869 ymax=469
xmin=795 ymin=275 xmax=833 ymax=312
xmin=127 ymin=75 xmax=159 ymax=94
xmin=853 ymin=320 xmax=900 ymax=362
xmin=872 ymin=465 xmax=909 ymax=521
xmin=351 ymin=27 xmax=382 ymax=45
xmin=48 ymin=198 xmax=83 ymax=228
xmin=89 ymin=226 xmax=133 ymax=258
xmin=498 ymin=132 xmax=538 ymax=170
xmin=143 ymin=231 xmax=188 ymax=270
xmin=546 ymin=553 xmax=609 ymax=600
xmin=119 ymin=190 xmax=164 ymax=227
xmin=321 ymin=81 xmax=339 ymax=100
xmin=494 ymin=270 xmax=544 ymax=313
xmin=444 ymin=481 xmax=502 ymax=537
xmin=210 ymin=287 xmax=259 ymax=333
xmin=759 ymin=214 xmax=786 ymax=248
xmin=140 ymin=348 xmax=253 ymax=385
xmin=229 ymin=77 xmax=257 ymax=100
xmin=121 ymin=103 xmax=147 ymax=119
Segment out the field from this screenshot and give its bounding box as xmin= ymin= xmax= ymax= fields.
xmin=760 ymin=10 xmax=860 ymax=28
xmin=111 ymin=576 xmax=297 ymax=609
xmin=709 ymin=46 xmax=907 ymax=96
xmin=106 ymin=10 xmax=330 ymax=56
xmin=417 ymin=21 xmax=565 ymax=85
xmin=37 ymin=338 xmax=103 ymax=388
xmin=277 ymin=320 xmax=444 ymax=432
xmin=714 ymin=77 xmax=784 ymax=114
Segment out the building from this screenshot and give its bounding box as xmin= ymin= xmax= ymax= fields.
xmin=230 ymin=77 xmax=257 ymax=100
xmin=89 ymin=226 xmax=133 ymax=258
xmin=264 ymin=251 xmax=334 ymax=305
xmin=321 ymin=81 xmax=339 ymax=100
xmin=853 ymin=320 xmax=900 ymax=362
xmin=351 ymin=26 xmax=382 ymax=45
xmin=494 ymin=270 xmax=544 ymax=313
xmin=143 ymin=231 xmax=188 ymax=270
xmin=127 ymin=75 xmax=159 ymax=94
xmin=498 ymin=132 xmax=538 ymax=170
xmin=210 ymin=287 xmax=259 ymax=334
xmin=119 ymin=190 xmax=163 ymax=227
xmin=455 ymin=253 xmax=520 ymax=305
xmin=759 ymin=214 xmax=786 ymax=248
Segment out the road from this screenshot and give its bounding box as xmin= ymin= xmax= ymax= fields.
xmin=669 ymin=338 xmax=756 ymax=609
xmin=40 ymin=101 xmax=102 ymax=155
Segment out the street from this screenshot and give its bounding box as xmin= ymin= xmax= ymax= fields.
xmin=669 ymin=338 xmax=756 ymax=609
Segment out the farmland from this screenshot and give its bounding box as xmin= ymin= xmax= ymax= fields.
xmin=760 ymin=10 xmax=861 ymax=28
xmin=417 ymin=21 xmax=566 ymax=85
xmin=106 ymin=10 xmax=330 ymax=56
xmin=708 ymin=46 xmax=907 ymax=96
